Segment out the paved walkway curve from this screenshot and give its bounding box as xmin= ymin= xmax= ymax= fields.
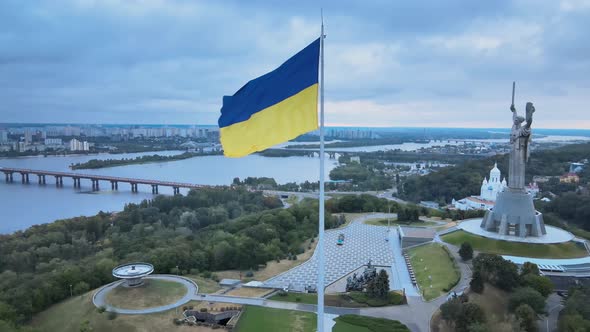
xmin=92 ymin=274 xmax=198 ymax=314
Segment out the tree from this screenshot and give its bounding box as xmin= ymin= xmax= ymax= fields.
xmin=374 ymin=269 xmax=390 ymax=298
xmin=522 ymin=274 xmax=553 ymax=298
xmin=515 ymin=304 xmax=537 ymax=332
xmin=0 ymin=302 xmax=17 ymax=325
xmin=397 ymin=208 xmax=407 ymax=221
xmin=508 ymin=287 xmax=546 ymax=314
xmin=458 ymin=242 xmax=473 ymax=261
xmin=440 ymin=297 xmax=485 ymax=332
xmin=466 ymin=322 xmax=489 ymax=332
xmin=440 ymin=297 xmax=463 ymax=327
xmin=559 ymin=314 xmax=590 ymax=332
xmin=470 ymin=271 xmax=484 ymax=294
xmin=558 ymin=285 xmax=590 ymax=329
xmin=473 ymin=254 xmax=520 ymax=291
xmin=520 ymin=262 xmax=540 ymax=277
xmin=456 ymin=302 xmax=486 ymax=332
xmin=73 ymin=281 xmax=90 ymax=295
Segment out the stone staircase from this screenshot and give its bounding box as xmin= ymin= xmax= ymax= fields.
xmin=403 ymin=252 xmax=417 ymax=286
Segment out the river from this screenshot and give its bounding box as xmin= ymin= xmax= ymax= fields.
xmin=0 ymin=152 xmax=338 ymax=234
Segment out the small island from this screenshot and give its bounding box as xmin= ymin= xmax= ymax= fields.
xmin=70 ymin=151 xmax=221 ymax=170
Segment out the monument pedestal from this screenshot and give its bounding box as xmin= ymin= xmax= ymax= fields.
xmin=480 ymin=188 xmax=546 ymax=237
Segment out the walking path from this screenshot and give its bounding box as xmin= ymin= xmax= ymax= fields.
xmin=389 ymin=227 xmax=419 ymax=296
xmin=92 ymin=275 xmax=198 ymax=314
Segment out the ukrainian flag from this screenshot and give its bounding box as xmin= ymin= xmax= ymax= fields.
xmin=218 ymin=38 xmax=320 ymax=157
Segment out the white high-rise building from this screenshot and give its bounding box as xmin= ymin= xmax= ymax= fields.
xmin=45 ymin=138 xmax=63 ymax=145
xmin=70 ymin=138 xmax=90 ymax=151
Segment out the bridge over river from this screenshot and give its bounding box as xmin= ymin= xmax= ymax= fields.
xmin=0 ymin=167 xmax=211 ymax=194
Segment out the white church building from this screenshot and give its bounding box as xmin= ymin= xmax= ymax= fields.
xmin=452 ymin=163 xmax=507 ymax=211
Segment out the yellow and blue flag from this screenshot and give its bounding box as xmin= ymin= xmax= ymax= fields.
xmin=218 ymin=38 xmax=320 ymax=157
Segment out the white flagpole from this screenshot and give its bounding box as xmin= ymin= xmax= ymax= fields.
xmin=317 ymin=11 xmax=326 ymax=332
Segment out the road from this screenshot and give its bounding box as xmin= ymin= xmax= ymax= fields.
xmin=264 ymin=189 xmax=409 ymax=205
xmin=541 ymin=293 xmax=563 ymax=332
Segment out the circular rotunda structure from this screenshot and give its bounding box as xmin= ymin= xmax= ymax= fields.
xmin=112 ymin=262 xmax=154 ymax=287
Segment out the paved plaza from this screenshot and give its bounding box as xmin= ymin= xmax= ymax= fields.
xmin=459 ymin=218 xmax=575 ymax=244
xmin=264 ymin=213 xmax=410 ymax=292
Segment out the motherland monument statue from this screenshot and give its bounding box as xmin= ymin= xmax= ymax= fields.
xmin=480 ymin=82 xmax=546 ymax=237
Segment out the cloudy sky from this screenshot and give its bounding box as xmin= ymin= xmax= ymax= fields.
xmin=1 ymin=0 xmax=589 ymax=128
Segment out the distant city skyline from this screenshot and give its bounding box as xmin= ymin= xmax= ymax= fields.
xmin=1 ymin=0 xmax=589 ymax=128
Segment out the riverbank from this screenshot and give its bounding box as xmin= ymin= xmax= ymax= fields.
xmin=70 ymin=151 xmax=222 ymax=169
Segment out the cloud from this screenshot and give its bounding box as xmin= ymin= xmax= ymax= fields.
xmin=0 ymin=0 xmax=589 ymax=128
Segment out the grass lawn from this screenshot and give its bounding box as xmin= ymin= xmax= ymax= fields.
xmin=269 ymin=291 xmax=405 ymax=307
xmin=333 ymin=320 xmax=371 ymax=332
xmin=185 ymin=275 xmax=222 ymax=294
xmin=235 ymin=305 xmax=315 ymax=332
xmin=333 ymin=315 xmax=410 ymax=332
xmin=408 ymin=243 xmax=460 ymax=301
xmin=442 ymin=230 xmax=589 ymax=258
xmin=569 ymin=225 xmax=590 ymax=241
xmin=105 ymin=279 xmax=186 ymax=309
xmin=364 ymin=218 xmax=438 ymax=227
xmin=31 ymin=293 xmax=213 ymax=332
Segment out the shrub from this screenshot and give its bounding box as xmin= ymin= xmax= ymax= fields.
xmin=107 ymin=311 xmax=118 ymax=320
xmin=173 ymin=318 xmax=182 ymax=325
xmin=458 ymin=242 xmax=473 ymax=261
xmin=200 ymin=308 xmax=208 ymax=312
xmin=295 ymin=297 xmax=301 ymax=302
xmin=245 ymin=270 xmax=254 ymax=278
xmin=97 ymin=306 xmax=106 ymax=314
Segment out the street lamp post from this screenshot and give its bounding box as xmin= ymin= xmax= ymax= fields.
xmin=388 ymin=205 xmax=391 ymax=230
